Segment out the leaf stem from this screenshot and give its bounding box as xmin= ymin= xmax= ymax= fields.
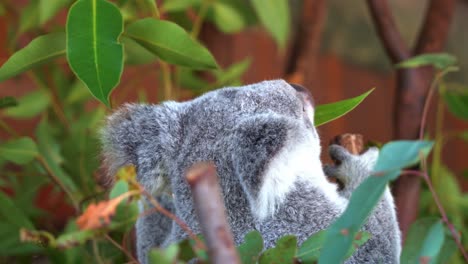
xmin=137 ymin=182 xmax=206 ymax=250
xmin=402 ymin=169 xmax=468 ymax=262
xmin=191 ymin=0 xmax=213 ymax=38
xmin=0 ymin=119 xmax=19 ymax=137
xmin=104 ymin=234 xmax=139 ymax=264
xmin=36 ymin=156 xmax=79 ymax=212
xmin=159 ymin=62 xmax=173 ymax=100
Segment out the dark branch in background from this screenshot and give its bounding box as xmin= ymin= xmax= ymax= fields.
xmin=366 ymin=0 xmax=455 ymax=240
xmin=366 ymin=0 xmax=411 ymax=62
xmin=285 ymin=0 xmax=326 ymax=88
xmin=186 ymin=162 xmax=241 ymax=264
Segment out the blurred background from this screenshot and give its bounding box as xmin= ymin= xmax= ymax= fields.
xmin=0 ymin=0 xmax=467 ymax=263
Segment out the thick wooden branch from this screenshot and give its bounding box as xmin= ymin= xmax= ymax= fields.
xmin=186 ymin=162 xmax=240 ymax=264
xmin=414 ymin=0 xmax=455 ymax=54
xmin=285 ymin=0 xmax=326 ymax=87
xmin=366 ymin=0 xmax=411 ymax=63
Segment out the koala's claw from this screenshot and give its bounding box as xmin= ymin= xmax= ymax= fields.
xmin=328 ymin=144 xmax=352 ymax=164
xmin=323 ymin=164 xmax=336 ymax=177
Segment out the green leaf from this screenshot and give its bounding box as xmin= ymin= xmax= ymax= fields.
xmin=39 ymin=0 xmax=72 ymax=24
xmin=109 ymin=180 xmax=129 ymax=199
xmin=374 ymin=140 xmax=434 ymax=172
xmin=4 ymin=90 xmax=50 ymax=118
xmin=296 ymin=230 xmax=327 ymax=263
xmin=251 ymin=0 xmax=290 ymax=48
xmin=0 ymin=32 xmax=65 ymax=81
xmin=259 ymin=235 xmax=296 ymax=264
xmin=418 ymin=221 xmax=445 ymax=264
xmin=121 ymin=36 xmax=157 ymax=65
xmin=125 ymin=18 xmax=218 ymax=69
xmin=0 ymin=191 xmax=34 ymax=229
xmin=211 ymin=1 xmax=248 ymax=33
xmin=0 ymin=137 xmax=39 ymax=165
xmin=213 ymin=58 xmax=251 ymax=87
xmin=315 ymin=88 xmax=374 ymax=126
xmin=440 ymin=83 xmax=468 ymax=120
xmin=319 ymin=140 xmax=433 ymax=264
xmin=161 ymin=0 xmax=201 ymax=12
xmin=66 ymin=0 xmax=124 ymax=107
xmin=400 ymin=217 xmax=455 ymax=264
xmin=149 ymin=244 xmax=179 ymax=264
xmin=55 ymin=229 xmax=97 ymax=249
xmin=0 ymin=96 xmax=18 ymax=109
xmin=396 ymin=53 xmax=457 ymax=70
xmin=19 ymin=1 xmax=39 ymax=33
xmin=237 ymin=231 xmax=263 ymax=264
xmin=36 ymin=120 xmax=77 ymax=192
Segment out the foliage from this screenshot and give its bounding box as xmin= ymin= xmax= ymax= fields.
xmin=0 ymin=1 xmax=466 ymax=264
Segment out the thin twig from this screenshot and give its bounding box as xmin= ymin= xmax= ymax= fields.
xmin=159 ymin=62 xmax=173 ymax=100
xmin=402 ymin=170 xmax=468 ymax=261
xmin=0 ymin=119 xmax=19 ymax=137
xmin=418 ymin=67 xmax=458 ymax=140
xmin=92 ymin=239 xmax=105 ymax=264
xmin=104 ymin=234 xmax=139 ymax=264
xmin=137 ymin=183 xmax=206 ymax=250
xmin=36 ymin=156 xmax=79 ymax=212
xmin=191 ymin=0 xmax=213 ymax=38
xmin=186 ymin=162 xmax=241 ymax=264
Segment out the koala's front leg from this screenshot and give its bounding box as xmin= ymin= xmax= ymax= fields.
xmin=324 ymin=145 xmax=379 ymax=198
xmin=324 ymin=144 xmax=402 ymax=263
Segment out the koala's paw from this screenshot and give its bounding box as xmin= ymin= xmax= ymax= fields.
xmin=324 ymin=145 xmax=379 ymax=194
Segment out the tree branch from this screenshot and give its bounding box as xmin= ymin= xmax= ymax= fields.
xmin=414 ymin=0 xmax=455 ymax=54
xmin=366 ymin=0 xmax=411 ymax=63
xmin=186 ymin=162 xmax=240 ymax=264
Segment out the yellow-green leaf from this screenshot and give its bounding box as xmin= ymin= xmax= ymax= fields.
xmin=315 ymin=89 xmax=374 ymax=126
xmin=251 ymin=0 xmax=290 ymax=48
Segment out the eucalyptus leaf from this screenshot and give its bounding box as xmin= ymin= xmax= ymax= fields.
xmin=161 ymin=0 xmax=201 ymax=12
xmin=374 ymin=140 xmax=434 ymax=172
xmin=109 ymin=180 xmax=129 ymax=199
xmin=440 ymin=83 xmax=468 ymax=120
xmin=251 ymin=0 xmax=290 ymax=48
xmin=125 ymin=18 xmax=218 ymax=69
xmin=19 ymin=1 xmax=39 ymax=33
xmin=121 ymin=36 xmax=157 ymax=65
xmin=418 ymin=221 xmax=445 ymax=264
xmin=39 ymin=0 xmax=72 ymax=24
xmin=66 ymin=0 xmax=124 ymax=107
xmin=400 ymin=217 xmax=456 ymax=264
xmin=212 ymin=1 xmax=248 ymax=33
xmin=259 ymin=235 xmax=296 ymax=264
xmin=4 ymin=90 xmax=50 ymax=119
xmin=319 ymin=140 xmax=433 ymax=263
xmin=237 ymin=231 xmax=263 ymax=264
xmin=36 ymin=120 xmax=77 ymax=192
xmin=0 ymin=32 xmax=65 ymax=81
xmin=0 ymin=137 xmax=39 ymax=165
xmin=149 ymin=244 xmax=179 ymax=264
xmin=315 ymin=89 xmax=374 ymax=126
xmin=0 ymin=97 xmax=18 ymax=109
xmin=396 ymin=53 xmax=457 ymax=70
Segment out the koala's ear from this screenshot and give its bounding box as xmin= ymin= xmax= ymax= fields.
xmin=101 ymin=103 xmax=181 ymax=180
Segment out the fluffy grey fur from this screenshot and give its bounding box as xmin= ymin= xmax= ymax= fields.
xmin=101 ymin=80 xmax=401 ymax=264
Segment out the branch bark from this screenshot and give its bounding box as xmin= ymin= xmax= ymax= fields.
xmin=186 ymin=162 xmax=240 ymax=264
xmin=366 ymin=0 xmax=455 ymax=239
xmin=285 ymin=0 xmax=326 ymax=88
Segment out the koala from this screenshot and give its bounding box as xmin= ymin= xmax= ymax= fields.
xmin=101 ymin=79 xmax=401 ymax=263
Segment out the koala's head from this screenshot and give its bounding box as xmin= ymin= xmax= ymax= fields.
xmin=102 ymin=79 xmax=326 ymax=220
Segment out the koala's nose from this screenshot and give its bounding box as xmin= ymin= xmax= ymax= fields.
xmin=288 ymin=83 xmax=314 ymax=107
xmin=289 ymin=83 xmax=307 ymax=93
